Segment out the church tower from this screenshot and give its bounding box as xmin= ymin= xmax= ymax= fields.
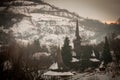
xmin=73 ymin=20 xmax=82 ymax=58
xmin=75 ymin=20 xmax=81 ymax=40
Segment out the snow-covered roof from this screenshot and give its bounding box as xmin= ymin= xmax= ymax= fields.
xmin=43 ymin=71 xmax=74 ymax=76
xmin=91 ymin=50 xmax=96 ymax=57
xmin=49 ymin=62 xmax=58 ymax=70
xmin=71 ymin=57 xmax=79 ymax=62
xmin=32 ymin=52 xmax=50 ymax=60
xmin=90 ymin=58 xmax=100 ymax=62
xmin=99 ymin=61 xmax=105 ymax=68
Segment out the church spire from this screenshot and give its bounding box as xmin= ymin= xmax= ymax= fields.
xmin=73 ymin=19 xmax=82 ymax=59
xmin=75 ymin=19 xmax=81 ymax=40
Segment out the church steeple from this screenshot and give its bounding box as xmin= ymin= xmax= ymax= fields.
xmin=73 ymin=19 xmax=82 ymax=58
xmin=75 ymin=20 xmax=81 ymax=40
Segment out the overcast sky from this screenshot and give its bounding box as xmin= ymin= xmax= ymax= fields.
xmin=44 ymin=0 xmax=120 ymax=22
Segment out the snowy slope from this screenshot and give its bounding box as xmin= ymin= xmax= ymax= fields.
xmin=11 ymin=12 xmax=95 ymax=46
xmin=1 ymin=0 xmax=95 ymax=46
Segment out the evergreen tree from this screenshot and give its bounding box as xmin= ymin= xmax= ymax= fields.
xmin=33 ymin=39 xmax=41 ymax=52
xmin=61 ymin=37 xmax=72 ymax=65
xmin=102 ymin=36 xmax=112 ymax=66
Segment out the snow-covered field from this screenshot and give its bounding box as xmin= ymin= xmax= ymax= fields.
xmin=70 ymin=72 xmax=120 ymax=80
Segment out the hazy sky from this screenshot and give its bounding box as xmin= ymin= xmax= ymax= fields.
xmin=44 ymin=0 xmax=120 ymax=22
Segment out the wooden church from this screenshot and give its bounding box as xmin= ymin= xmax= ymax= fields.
xmin=42 ymin=47 xmax=73 ymax=80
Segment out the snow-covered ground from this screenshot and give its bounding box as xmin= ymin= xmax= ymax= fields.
xmin=70 ymin=72 xmax=120 ymax=80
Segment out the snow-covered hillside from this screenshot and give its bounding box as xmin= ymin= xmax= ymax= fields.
xmin=4 ymin=1 xmax=95 ymax=46
xmin=1 ymin=0 xmax=107 ymax=46
xmin=11 ymin=13 xmax=95 ymax=46
xmin=1 ymin=0 xmax=120 ymax=46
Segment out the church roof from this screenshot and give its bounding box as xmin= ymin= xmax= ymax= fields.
xmin=43 ymin=71 xmax=74 ymax=76
xmin=49 ymin=62 xmax=58 ymax=70
xmin=91 ymin=50 xmax=96 ymax=57
xmin=90 ymin=50 xmax=100 ymax=62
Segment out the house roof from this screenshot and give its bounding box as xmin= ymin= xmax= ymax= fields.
xmin=32 ymin=52 xmax=50 ymax=60
xmin=99 ymin=61 xmax=105 ymax=68
xmin=71 ymin=57 xmax=79 ymax=62
xmin=90 ymin=58 xmax=100 ymax=62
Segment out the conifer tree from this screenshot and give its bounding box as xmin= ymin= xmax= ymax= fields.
xmin=33 ymin=39 xmax=41 ymax=52
xmin=61 ymin=37 xmax=72 ymax=65
xmin=102 ymin=36 xmax=112 ymax=66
